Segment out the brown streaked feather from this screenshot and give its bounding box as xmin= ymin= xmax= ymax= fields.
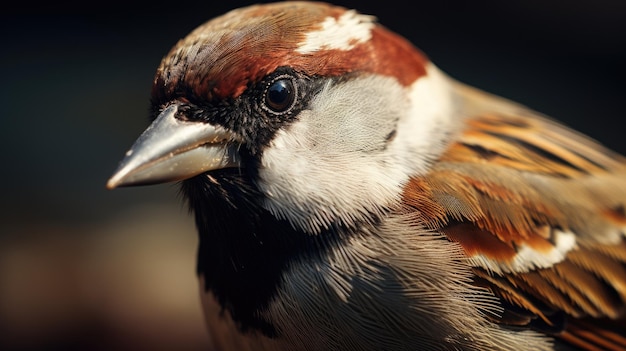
xmin=560 ymin=319 xmax=626 ymax=351
xmin=534 ymin=267 xmax=603 ymax=318
xmin=153 ymin=2 xmax=428 ymax=102
xmin=403 ymin=83 xmax=626 ymax=348
xmin=444 ymin=222 xmax=517 ymax=262
xmin=554 ymin=260 xmax=624 ymax=318
xmin=472 ymin=268 xmax=555 ymax=325
xmin=594 ymin=241 xmax=626 ymax=263
xmin=510 ymin=270 xmax=583 ymax=318
xmin=567 ymin=248 xmax=626 ymax=302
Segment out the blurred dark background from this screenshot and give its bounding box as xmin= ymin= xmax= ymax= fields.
xmin=1 ymin=1 xmax=625 ymax=350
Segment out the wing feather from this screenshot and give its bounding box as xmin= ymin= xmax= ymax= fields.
xmin=402 ymin=83 xmax=626 ymax=348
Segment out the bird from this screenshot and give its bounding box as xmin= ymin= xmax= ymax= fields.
xmin=107 ymin=2 xmax=626 ymax=350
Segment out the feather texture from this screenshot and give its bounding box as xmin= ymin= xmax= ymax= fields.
xmin=107 ymin=2 xmax=626 ymax=349
xmin=403 ymin=82 xmax=626 ymax=349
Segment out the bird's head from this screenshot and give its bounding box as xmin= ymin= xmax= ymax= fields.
xmin=107 ymin=1 xmax=459 ymax=234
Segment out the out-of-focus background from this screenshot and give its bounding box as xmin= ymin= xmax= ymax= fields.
xmin=2 ymin=1 xmax=625 ymax=350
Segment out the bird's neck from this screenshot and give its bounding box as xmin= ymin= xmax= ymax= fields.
xmin=181 ymin=170 xmax=356 ymax=337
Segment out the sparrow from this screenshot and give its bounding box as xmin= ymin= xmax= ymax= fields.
xmin=107 ymin=2 xmax=626 ymax=350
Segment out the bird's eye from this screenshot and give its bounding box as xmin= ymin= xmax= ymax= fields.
xmin=264 ymin=77 xmax=296 ymax=113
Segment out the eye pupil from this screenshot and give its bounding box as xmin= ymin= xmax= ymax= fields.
xmin=265 ymin=78 xmax=295 ymax=112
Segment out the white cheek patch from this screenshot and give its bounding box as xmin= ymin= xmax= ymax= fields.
xmin=258 ymin=76 xmax=409 ymax=234
xmin=468 ymin=229 xmax=578 ymax=275
xmin=296 ymin=10 xmax=375 ymax=54
xmin=257 ymin=68 xmax=459 ymax=234
xmin=388 ymin=63 xmax=458 ymax=176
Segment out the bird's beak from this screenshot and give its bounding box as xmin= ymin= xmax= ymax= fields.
xmin=106 ymin=104 xmax=240 ymax=189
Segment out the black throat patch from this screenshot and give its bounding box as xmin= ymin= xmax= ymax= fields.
xmin=181 ymin=169 xmax=354 ymax=337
